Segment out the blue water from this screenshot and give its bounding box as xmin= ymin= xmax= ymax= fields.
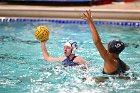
xmin=0 ymin=20 xmax=140 ymax=93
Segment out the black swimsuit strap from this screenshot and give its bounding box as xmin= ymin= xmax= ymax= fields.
xmin=116 ymin=58 xmax=126 ymax=73
xmin=67 ymin=56 xmax=77 ymax=61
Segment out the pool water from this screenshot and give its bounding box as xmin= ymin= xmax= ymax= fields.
xmin=0 ymin=20 xmax=140 ymax=93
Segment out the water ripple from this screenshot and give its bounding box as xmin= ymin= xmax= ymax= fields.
xmin=0 ymin=36 xmax=39 ymax=44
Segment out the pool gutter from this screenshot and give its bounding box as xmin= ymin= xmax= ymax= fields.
xmin=0 ymin=1 xmax=140 ymax=22
xmin=0 ymin=8 xmax=140 ymax=22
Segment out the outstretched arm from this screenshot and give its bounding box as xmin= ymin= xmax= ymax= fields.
xmin=41 ymin=41 xmax=65 ymax=62
xmin=82 ymin=10 xmax=107 ymax=60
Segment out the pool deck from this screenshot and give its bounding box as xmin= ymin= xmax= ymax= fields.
xmin=0 ymin=1 xmax=140 ymax=22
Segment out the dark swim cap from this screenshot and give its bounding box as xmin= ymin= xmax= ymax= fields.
xmin=108 ymin=40 xmax=125 ymax=54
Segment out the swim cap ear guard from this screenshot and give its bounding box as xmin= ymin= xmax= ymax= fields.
xmin=71 ymin=42 xmax=77 ymax=54
xmin=108 ymin=40 xmax=125 ymax=54
xmin=64 ymin=41 xmax=78 ymax=55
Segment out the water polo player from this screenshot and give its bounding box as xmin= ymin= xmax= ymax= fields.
xmin=34 ymin=26 xmax=86 ymax=66
xmin=82 ymin=10 xmax=129 ymax=75
xmin=40 ymin=41 xmax=86 ymax=66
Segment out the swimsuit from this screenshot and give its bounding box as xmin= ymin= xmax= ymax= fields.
xmin=103 ymin=58 xmax=127 ymax=75
xmin=62 ymin=56 xmax=79 ymax=67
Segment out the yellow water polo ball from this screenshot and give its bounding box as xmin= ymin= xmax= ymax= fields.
xmin=34 ymin=26 xmax=49 ymax=42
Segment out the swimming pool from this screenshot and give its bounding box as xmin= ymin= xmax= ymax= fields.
xmin=0 ymin=18 xmax=140 ymax=93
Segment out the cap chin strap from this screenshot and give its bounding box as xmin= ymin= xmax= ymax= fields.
xmin=68 ymin=46 xmax=77 ymax=57
xmin=67 ymin=50 xmax=75 ymax=57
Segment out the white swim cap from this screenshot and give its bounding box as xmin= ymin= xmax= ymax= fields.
xmin=64 ymin=41 xmax=78 ymax=54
